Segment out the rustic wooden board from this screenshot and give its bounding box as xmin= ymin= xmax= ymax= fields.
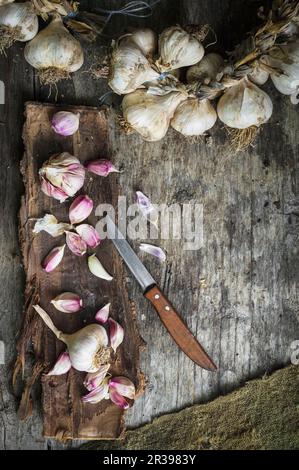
xmin=16 ymin=102 xmax=144 ymax=440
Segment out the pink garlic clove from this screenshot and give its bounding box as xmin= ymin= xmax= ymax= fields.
xmin=109 ymin=376 xmax=135 ymax=399
xmin=69 ymin=195 xmax=93 ymax=225
xmin=47 ymin=352 xmax=72 ymax=376
xmin=65 ymin=231 xmax=87 ymax=256
xmin=139 ymin=243 xmax=166 ymax=262
xmin=40 ymin=176 xmax=69 ymax=203
xmin=75 ymin=224 xmax=101 ymax=248
xmin=108 ymin=318 xmax=124 ymax=353
xmin=51 ymin=292 xmax=83 ymax=313
xmin=95 ymin=303 xmax=111 ymax=324
xmin=82 ymin=381 xmax=109 ymax=404
xmin=109 ymin=389 xmax=130 ymax=409
xmin=84 ymin=364 xmax=110 ymax=391
xmin=42 ymin=244 xmax=66 ymax=273
xmin=51 ymin=111 xmax=80 ymax=136
xmin=85 ymin=159 xmax=120 ymax=177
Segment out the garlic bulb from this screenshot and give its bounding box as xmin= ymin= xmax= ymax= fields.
xmin=34 ymin=305 xmax=110 ymax=373
xmin=0 ymin=2 xmax=38 ymax=52
xmin=108 ymin=42 xmax=159 ymax=95
xmin=248 ymin=58 xmax=270 ymax=86
xmin=158 ymin=26 xmax=204 ymax=71
xmin=186 ymin=53 xmax=224 ymax=84
xmin=171 ymin=98 xmax=217 ymax=136
xmin=122 ymin=89 xmax=187 ymax=141
xmin=24 ymin=16 xmax=84 ymax=85
xmin=120 ymin=28 xmax=157 ymax=57
xmin=269 ymin=41 xmax=299 ymax=96
xmin=217 ymin=78 xmax=273 ymax=129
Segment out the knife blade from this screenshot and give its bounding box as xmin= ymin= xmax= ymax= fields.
xmin=106 ymin=216 xmax=217 ymax=371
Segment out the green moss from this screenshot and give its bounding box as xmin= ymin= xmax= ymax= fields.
xmin=82 ymin=365 xmax=299 ymax=450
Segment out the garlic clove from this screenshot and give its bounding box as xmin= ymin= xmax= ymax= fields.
xmin=171 ymin=98 xmax=217 ymax=136
xmin=69 ymin=195 xmax=93 ymax=225
xmin=109 ymin=376 xmax=135 ymax=399
xmin=33 ymin=214 xmax=72 ymax=237
xmin=108 ymin=318 xmax=124 ymax=353
xmin=84 ymin=364 xmax=110 ymax=391
xmin=136 ymin=190 xmax=159 ymax=226
xmin=139 ymin=243 xmax=166 ymax=262
xmin=51 ymin=292 xmax=83 ymax=313
xmin=82 ymin=380 xmax=110 ymax=404
xmin=46 ymin=351 xmax=72 ymax=376
xmin=88 ymin=254 xmax=113 ymax=281
xmin=42 ymin=244 xmax=65 ymax=273
xmin=120 ymin=28 xmax=157 ymax=58
xmin=109 ymin=389 xmax=130 ymax=409
xmin=75 ymin=224 xmax=101 ymax=248
xmin=85 ymin=159 xmax=120 ymax=177
xmin=186 ymin=53 xmax=224 ymax=84
xmin=95 ymin=303 xmax=111 ymax=324
xmin=40 ymin=176 xmax=69 ymax=203
xmin=65 ymin=231 xmax=87 ymax=257
xmin=51 ymin=111 xmax=80 ymax=136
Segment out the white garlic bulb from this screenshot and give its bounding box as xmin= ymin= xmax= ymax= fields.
xmin=171 ymin=98 xmax=217 ymax=136
xmin=24 ymin=16 xmax=84 ymax=85
xmin=217 ymin=78 xmax=273 ymax=129
xmin=269 ymin=41 xmax=299 ymax=96
xmin=120 ymin=28 xmax=157 ymax=57
xmin=108 ymin=43 xmax=159 ymax=95
xmin=186 ymin=53 xmax=224 ymax=84
xmin=122 ymin=89 xmax=187 ymax=141
xmin=158 ymin=25 xmax=204 ymax=71
xmin=0 ymin=2 xmax=38 ymax=50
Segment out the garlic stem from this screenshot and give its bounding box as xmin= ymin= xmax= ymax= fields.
xmin=33 ymin=305 xmax=66 ymax=343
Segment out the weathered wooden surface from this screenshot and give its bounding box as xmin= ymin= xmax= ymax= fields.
xmin=0 ymin=0 xmax=298 ymax=449
xmin=16 ymin=102 xmax=144 ymax=440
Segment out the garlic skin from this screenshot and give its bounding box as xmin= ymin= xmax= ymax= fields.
xmin=122 ymin=89 xmax=187 ymax=141
xmin=33 ymin=214 xmax=72 ymax=237
xmin=269 ymin=41 xmax=299 ymax=96
xmin=39 ymin=153 xmax=85 ymax=202
xmin=109 ymin=376 xmax=135 ymax=400
xmin=136 ymin=190 xmax=159 ymax=226
xmin=47 ymin=352 xmax=72 ymax=376
xmin=65 ymin=231 xmax=87 ymax=257
xmin=186 ymin=53 xmax=224 ymax=84
xmin=217 ymin=78 xmax=273 ymax=129
xmin=51 ymin=111 xmax=80 ymax=136
xmin=51 ymin=292 xmax=83 ymax=313
xmin=0 ymin=2 xmax=38 ymax=47
xmin=158 ymin=26 xmax=204 ymax=71
xmin=24 ymin=16 xmax=84 ymax=84
xmin=120 ymin=28 xmax=157 ymax=57
xmin=171 ymin=98 xmax=217 ymax=136
xmin=42 ymin=244 xmax=65 ymax=273
xmin=84 ymin=364 xmax=110 ymax=391
xmin=33 ymin=305 xmax=110 ymax=373
xmin=108 ymin=43 xmax=159 ymax=95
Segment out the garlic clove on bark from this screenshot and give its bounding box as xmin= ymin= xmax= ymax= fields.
xmin=88 ymin=255 xmax=113 ymax=281
xmin=69 ymin=195 xmax=93 ymax=225
xmin=51 ymin=111 xmax=80 ymax=136
xmin=42 ymin=244 xmax=65 ymax=273
xmin=109 ymin=389 xmax=130 ymax=409
xmin=95 ymin=303 xmax=111 ymax=324
xmin=46 ymin=351 xmax=72 ymax=376
xmin=85 ymin=159 xmax=120 ymax=177
xmin=108 ymin=318 xmax=124 ymax=353
xmin=84 ymin=364 xmax=110 ymax=391
xmin=51 ymin=292 xmax=83 ymax=313
xmin=109 ymin=376 xmax=135 ymax=399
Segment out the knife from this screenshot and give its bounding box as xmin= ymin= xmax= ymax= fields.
xmin=106 ymin=216 xmax=217 ymax=371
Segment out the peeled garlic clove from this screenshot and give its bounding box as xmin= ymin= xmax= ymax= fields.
xmin=108 ymin=318 xmax=124 ymax=353
xmin=122 ymin=89 xmax=187 ymax=141
xmin=186 ymin=53 xmax=224 ymax=84
xmin=85 ymin=159 xmax=120 ymax=177
xmin=69 ymin=195 xmax=93 ymax=225
xmin=42 ymin=244 xmax=65 ymax=273
xmin=171 ymin=98 xmax=217 ymax=136
xmin=0 ymin=2 xmax=38 ymax=52
xmin=109 ymin=389 xmax=129 ymax=409
xmin=158 ymin=25 xmax=204 ymax=71
xmin=24 ymin=16 xmax=84 ymax=85
xmin=139 ymin=243 xmax=166 ymax=262
xmin=95 ymin=303 xmax=111 ymax=324
xmin=109 ymin=376 xmax=135 ymax=399
xmin=120 ymin=28 xmax=157 ymax=57
xmin=47 ymin=352 xmax=72 ymax=376
xmin=65 ymin=231 xmax=87 ymax=257
xmin=51 ymin=292 xmax=83 ymax=313
xmin=82 ymin=380 xmax=110 ymax=404
xmin=39 ymin=152 xmax=85 ymax=201
xmin=217 ymin=78 xmax=273 ymax=129
xmin=88 ymin=254 xmax=113 ymax=281
xmin=75 ymin=224 xmax=101 ymax=248
xmin=33 ymin=214 xmax=72 ymax=237
xmin=84 ymin=364 xmax=110 ymax=391
xmin=108 ymin=43 xmax=159 ymax=95
xmin=33 ymin=305 xmax=110 ymax=373
xmin=51 ymin=111 xmax=80 ymax=136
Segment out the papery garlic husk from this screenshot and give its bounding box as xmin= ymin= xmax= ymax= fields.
xmin=158 ymin=25 xmax=204 ymax=71
xmin=84 ymin=364 xmax=110 ymax=391
xmin=109 ymin=376 xmax=135 ymax=400
xmin=186 ymin=53 xmax=224 ymax=84
xmin=108 ymin=42 xmax=159 ymax=95
xmin=24 ymin=16 xmax=84 ymax=85
xmin=88 ymin=254 xmax=113 ymax=281
xmin=120 ymin=28 xmax=157 ymax=57
xmin=65 ymin=231 xmax=87 ymax=257
xmin=217 ymin=78 xmax=273 ymax=129
xmin=136 ymin=190 xmax=159 ymax=226
xmin=47 ymin=351 xmax=72 ymax=376
xmin=51 ymin=292 xmax=83 ymax=313
xmin=34 ymin=305 xmax=111 ymax=372
xmin=95 ymin=303 xmax=111 ymax=324
xmin=39 ymin=152 xmax=85 ymax=202
xmin=268 ymin=41 xmax=299 ymax=96
xmin=33 ymin=214 xmax=72 ymax=237
xmin=82 ymin=379 xmax=110 ymax=404
xmin=122 ymin=89 xmax=187 ymax=141
xmin=108 ymin=318 xmax=124 ymax=353
xmin=42 ymin=244 xmax=65 ymax=273
xmin=0 ymin=2 xmax=38 ymax=52
xmin=171 ymin=98 xmax=217 ymax=136
xmin=51 ymin=111 xmax=80 ymax=136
